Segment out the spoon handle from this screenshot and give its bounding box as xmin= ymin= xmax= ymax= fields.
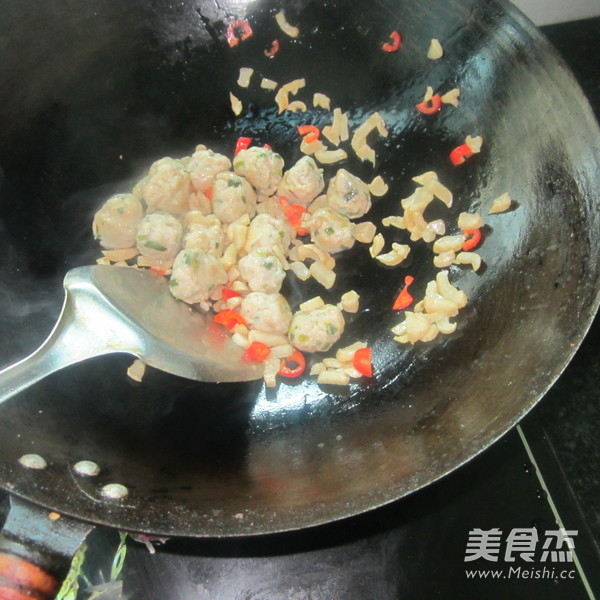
xmin=0 ymin=281 xmax=142 ymax=405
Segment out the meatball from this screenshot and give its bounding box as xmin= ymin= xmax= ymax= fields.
xmin=277 ymin=156 xmax=324 ymax=207
xmin=143 ymin=157 xmax=192 ymax=216
xmin=233 ymin=146 xmax=285 ymax=196
xmin=326 ymin=168 xmax=371 ymax=219
xmin=170 ymin=248 xmax=228 ymax=305
xmin=288 ymin=304 xmax=345 ymax=353
xmin=238 ymin=248 xmax=285 ymax=294
xmin=186 ymin=148 xmax=231 ymax=193
xmin=136 ymin=211 xmax=183 ymax=265
xmin=309 ymin=208 xmax=355 ymax=254
xmin=183 ymin=213 xmax=225 ymax=258
xmin=92 ymin=194 xmax=143 ymax=249
xmin=240 ymin=292 xmax=292 ymax=335
xmin=244 ymin=213 xmax=292 ymax=254
xmin=211 ymin=172 xmax=257 ymax=224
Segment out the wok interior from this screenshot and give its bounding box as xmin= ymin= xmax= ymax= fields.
xmin=0 ymin=0 xmax=598 ymax=536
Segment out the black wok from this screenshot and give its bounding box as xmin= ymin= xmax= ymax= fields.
xmin=0 ymin=0 xmax=598 ymax=595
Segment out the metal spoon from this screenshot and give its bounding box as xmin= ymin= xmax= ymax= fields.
xmin=0 ymin=265 xmax=263 ymax=404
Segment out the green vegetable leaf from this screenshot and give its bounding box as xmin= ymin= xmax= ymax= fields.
xmin=145 ymin=240 xmax=167 ymax=251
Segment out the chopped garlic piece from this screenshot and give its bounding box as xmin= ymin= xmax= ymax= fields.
xmin=310 ymin=362 xmax=325 ymax=375
xmin=237 ymin=67 xmax=254 ymax=88
xmin=230 ymin=92 xmax=243 ymax=116
xmin=369 ymin=233 xmax=385 ymax=258
xmin=340 ymin=290 xmax=360 ymax=313
xmin=424 ymin=179 xmax=453 ymax=207
xmin=441 ymin=88 xmax=460 ymax=107
xmin=466 ymin=135 xmax=483 ymax=153
xmin=323 ymin=358 xmax=343 ymax=369
xmin=313 ymin=93 xmax=331 ymax=110
xmin=263 ymin=357 xmax=280 ymax=388
xmin=454 ymin=251 xmax=482 ymax=271
xmin=436 ymin=270 xmax=468 ymax=308
xmin=275 ymin=10 xmax=300 ymax=38
xmin=433 ymin=235 xmax=465 ymax=254
xmin=274 ymin=78 xmax=306 ymax=113
xmin=286 ymin=100 xmax=307 ymax=113
xmin=310 ymin=260 xmax=336 ymax=289
xmin=300 ymin=138 xmax=327 ymax=155
xmin=314 ymin=148 xmax=348 ymax=164
xmin=457 ymin=212 xmax=484 ymax=230
xmin=300 ymin=296 xmax=325 ymax=312
xmin=375 ymin=243 xmax=411 ymax=266
xmin=336 ymin=341 xmax=367 ymax=363
xmin=322 ymin=108 xmax=349 ymax=146
xmin=427 ymin=38 xmax=444 ymax=59
xmin=261 ymin=77 xmax=278 ymax=90
xmin=433 ymin=251 xmax=456 ymax=268
xmin=127 ymin=359 xmax=146 ymax=382
xmin=351 ymin=112 xmax=388 ymax=166
xmin=489 ymin=192 xmax=512 ymax=214
xmin=354 ymin=221 xmax=377 ymax=244
xmin=317 ymin=370 xmax=350 ymax=386
xmin=412 ymin=171 xmax=438 ymax=186
xmin=270 ymin=344 xmax=294 ymax=359
xmin=382 ymin=216 xmax=405 ymax=229
xmin=220 ymin=242 xmax=238 ymax=269
xmin=249 ymin=330 xmax=289 ymax=347
xmin=289 ymin=261 xmax=311 ymax=281
xmin=369 ymin=176 xmax=389 ymax=197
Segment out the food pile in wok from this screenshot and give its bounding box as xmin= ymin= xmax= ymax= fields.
xmin=92 ymin=12 xmax=512 ymax=388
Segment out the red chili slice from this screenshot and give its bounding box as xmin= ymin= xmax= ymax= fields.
xmin=462 ymin=229 xmax=482 ymax=251
xmin=264 ymin=39 xmax=280 ymax=57
xmin=221 ymin=288 xmax=241 ymax=300
xmin=234 ymin=136 xmax=252 ymax=156
xmin=393 ymin=275 xmax=415 ymax=310
xmin=353 ymin=348 xmax=373 ymax=378
xmin=279 ymin=350 xmax=306 ymax=377
xmin=449 ymin=143 xmax=474 ymax=165
xmin=226 ymin=20 xmax=253 ymax=48
xmin=297 ymin=125 xmax=320 ymax=144
xmin=150 ymin=267 xmax=166 ymax=277
xmin=416 ymin=93 xmax=442 ymax=115
xmin=243 ymin=341 xmax=271 ymax=363
xmin=214 ymin=309 xmax=246 ymax=330
xmin=382 ymin=30 xmax=402 ymax=52
xmin=284 ymin=204 xmax=307 ymax=231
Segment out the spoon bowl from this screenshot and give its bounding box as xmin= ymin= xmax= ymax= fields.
xmin=0 ymin=265 xmax=263 ymax=404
